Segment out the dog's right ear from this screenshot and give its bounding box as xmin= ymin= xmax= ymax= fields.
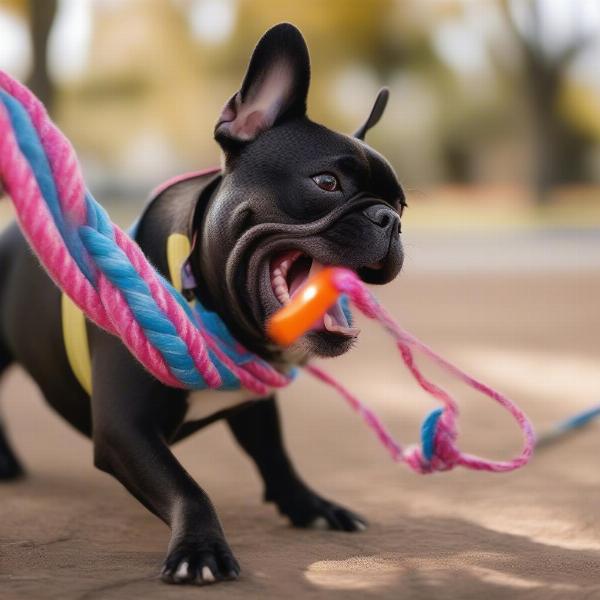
xmin=215 ymin=23 xmax=310 ymax=150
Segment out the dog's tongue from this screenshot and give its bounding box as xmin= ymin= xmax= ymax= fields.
xmin=289 ymin=260 xmax=360 ymax=337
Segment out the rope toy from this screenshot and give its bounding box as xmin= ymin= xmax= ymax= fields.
xmin=0 ymin=70 xmax=535 ymax=475
xmin=269 ymin=268 xmax=535 ymax=473
xmin=0 ymin=70 xmax=290 ymax=396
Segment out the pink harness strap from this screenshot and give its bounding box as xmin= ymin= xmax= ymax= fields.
xmin=149 ymin=168 xmax=221 ymax=199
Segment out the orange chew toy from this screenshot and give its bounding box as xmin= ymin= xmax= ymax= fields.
xmin=267 ymin=267 xmax=341 ymax=346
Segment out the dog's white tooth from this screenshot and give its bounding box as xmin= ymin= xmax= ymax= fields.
xmin=275 ymin=286 xmax=290 ymax=305
xmin=323 ymin=312 xmax=333 ymax=330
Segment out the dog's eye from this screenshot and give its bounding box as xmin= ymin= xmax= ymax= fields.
xmin=312 ymin=173 xmax=339 ymax=192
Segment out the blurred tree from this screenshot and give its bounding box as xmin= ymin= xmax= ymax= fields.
xmin=190 ymin=0 xmax=451 ymax=180
xmin=0 ymin=0 xmax=57 ymax=111
xmin=495 ymin=0 xmax=596 ymax=203
xmin=26 ymin=0 xmax=57 ymax=112
xmin=199 ymin=0 xmax=405 ymax=125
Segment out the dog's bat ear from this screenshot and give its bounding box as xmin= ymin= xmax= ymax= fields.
xmin=215 ymin=23 xmax=310 ymax=148
xmin=353 ymin=88 xmax=389 ymax=141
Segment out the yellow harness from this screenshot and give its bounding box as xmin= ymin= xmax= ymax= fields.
xmin=61 ymin=233 xmax=192 ymax=395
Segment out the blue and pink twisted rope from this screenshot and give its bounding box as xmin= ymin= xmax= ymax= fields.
xmin=0 ymin=70 xmax=536 ymax=474
xmin=0 ymin=70 xmax=289 ymax=396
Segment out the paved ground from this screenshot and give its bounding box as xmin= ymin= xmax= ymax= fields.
xmin=1 ymin=229 xmax=600 ymax=599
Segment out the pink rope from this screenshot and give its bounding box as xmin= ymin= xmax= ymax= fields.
xmin=0 ymin=103 xmax=111 ymax=329
xmin=0 ymin=101 xmax=188 ymax=388
xmin=0 ymin=71 xmax=225 ymax=389
xmin=113 ymin=228 xmax=222 ymax=388
xmin=0 ymin=72 xmax=87 ymax=230
xmin=304 ymin=269 xmax=536 ymax=475
xmin=0 ymin=69 xmax=296 ymax=393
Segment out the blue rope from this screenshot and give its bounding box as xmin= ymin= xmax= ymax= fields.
xmin=421 ymin=407 xmax=444 ymax=462
xmin=79 ymin=222 xmax=208 ymax=389
xmin=1 ymin=87 xmax=321 ymax=392
xmin=2 ymin=90 xmax=229 ymax=389
xmin=1 ymin=91 xmax=94 ymax=282
xmin=536 ymin=404 xmax=600 ymax=448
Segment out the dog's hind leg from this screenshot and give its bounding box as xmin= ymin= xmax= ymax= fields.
xmin=0 ymin=224 xmax=24 ymax=480
xmin=0 ymin=342 xmax=23 ymax=480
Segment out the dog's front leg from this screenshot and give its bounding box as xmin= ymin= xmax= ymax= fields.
xmin=227 ymin=396 xmax=367 ymax=531
xmin=90 ymin=329 xmax=239 ymax=585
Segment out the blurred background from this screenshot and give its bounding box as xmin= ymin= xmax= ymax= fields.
xmin=1 ymin=0 xmax=599 ymax=229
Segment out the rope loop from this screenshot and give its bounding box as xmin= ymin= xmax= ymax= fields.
xmin=327 ymin=268 xmax=536 ymax=475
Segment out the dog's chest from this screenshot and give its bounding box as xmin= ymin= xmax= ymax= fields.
xmin=184 ymin=387 xmax=258 ymax=422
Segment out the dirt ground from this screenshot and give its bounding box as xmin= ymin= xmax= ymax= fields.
xmin=1 ymin=231 xmax=600 ymax=599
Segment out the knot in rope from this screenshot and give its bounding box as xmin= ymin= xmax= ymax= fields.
xmin=402 ymin=408 xmax=461 ymax=473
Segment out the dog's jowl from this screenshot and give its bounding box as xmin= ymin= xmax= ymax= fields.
xmin=0 ymin=23 xmax=405 ymax=585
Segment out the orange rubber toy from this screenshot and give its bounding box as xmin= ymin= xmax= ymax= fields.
xmin=267 ymin=267 xmax=341 ymax=346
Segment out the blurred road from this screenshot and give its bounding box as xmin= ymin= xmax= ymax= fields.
xmin=404 ymin=228 xmax=600 ymax=272
xmin=1 ymin=228 xmax=600 ymax=599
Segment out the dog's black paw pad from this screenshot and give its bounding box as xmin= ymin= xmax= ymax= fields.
xmin=160 ymin=540 xmax=240 ymax=585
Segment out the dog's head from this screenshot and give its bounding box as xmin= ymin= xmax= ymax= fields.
xmin=195 ymin=23 xmax=405 ymax=362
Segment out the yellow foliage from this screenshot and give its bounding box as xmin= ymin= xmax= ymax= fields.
xmin=0 ymin=0 xmax=26 ymax=15
xmin=559 ymin=83 xmax=600 ymax=140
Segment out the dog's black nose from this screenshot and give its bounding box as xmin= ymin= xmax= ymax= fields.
xmin=362 ymin=205 xmax=399 ymax=233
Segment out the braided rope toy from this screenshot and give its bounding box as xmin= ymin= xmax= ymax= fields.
xmin=0 ymin=70 xmax=535 ymax=475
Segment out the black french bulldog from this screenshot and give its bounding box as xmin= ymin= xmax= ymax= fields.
xmin=0 ymin=24 xmax=404 ymax=585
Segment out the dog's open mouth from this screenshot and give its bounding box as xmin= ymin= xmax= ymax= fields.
xmin=269 ymin=250 xmax=360 ymax=338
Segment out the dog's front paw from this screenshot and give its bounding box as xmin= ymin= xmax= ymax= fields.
xmin=269 ymin=487 xmax=367 ymax=532
xmin=160 ymin=537 xmax=240 ymax=585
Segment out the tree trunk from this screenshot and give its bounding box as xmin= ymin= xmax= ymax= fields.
xmin=26 ymin=0 xmax=58 ymax=113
